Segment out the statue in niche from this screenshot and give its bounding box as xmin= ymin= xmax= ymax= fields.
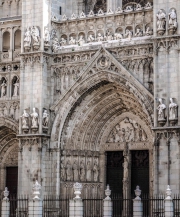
xmin=73 ymin=160 xmax=79 ymax=181
xmin=87 ymin=34 xmax=95 ymax=42
xmin=105 ymin=31 xmax=113 ymax=41
xmin=125 ymin=29 xmax=132 ymax=40
xmin=156 ymin=10 xmax=166 ymax=30
xmin=31 ymin=26 xmax=40 ymax=44
xmin=1 ymin=80 xmax=7 ymax=97
xmin=61 ymin=160 xmax=66 ymax=181
xmin=114 ymin=33 xmax=123 ymax=40
xmin=97 ymin=33 xmax=104 ymax=42
xmin=146 ymin=27 xmax=153 ymax=36
xmin=69 ymin=36 xmax=76 ymax=45
xmin=93 ymin=161 xmax=99 ymax=182
xmin=80 ymin=160 xmax=85 ymax=182
xmin=52 ymin=38 xmax=61 ymax=53
xmin=13 ymin=80 xmax=19 ymax=97
xmin=169 ymin=98 xmax=178 ymax=120
xmin=77 ymin=35 xmax=85 ymax=46
xmin=86 ymin=161 xmax=92 ymax=182
xmin=66 ymin=160 xmax=72 ymax=181
xmin=157 ymin=98 xmax=166 ymax=120
xmin=123 ymin=156 xmax=129 ymax=180
xmin=60 ymin=37 xmax=67 ymax=46
xmin=24 ymin=27 xmax=31 ymax=46
xmin=135 ymin=28 xmax=143 ymax=37
xmin=31 ymin=108 xmax=39 ymax=128
xmin=21 ymin=110 xmax=29 ymax=129
xmin=168 ymin=9 xmax=177 ymax=33
xmin=42 ymin=110 xmax=49 ymax=127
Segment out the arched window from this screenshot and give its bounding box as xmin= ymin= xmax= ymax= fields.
xmin=3 ymin=32 xmax=10 ymax=52
xmin=93 ymin=0 xmax=107 ymax=13
xmin=122 ymin=0 xmax=153 ymax=8
xmin=14 ymin=29 xmax=21 ymax=50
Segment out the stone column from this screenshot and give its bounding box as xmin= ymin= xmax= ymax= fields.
xmin=1 ymin=187 xmax=10 ymax=217
xmin=164 ymin=186 xmax=173 ymax=217
xmin=69 ymin=182 xmax=83 ymax=217
xmin=28 ymin=181 xmax=43 ymax=217
xmin=103 ymin=185 xmax=112 ymax=217
xmin=133 ymin=186 xmax=143 ymax=217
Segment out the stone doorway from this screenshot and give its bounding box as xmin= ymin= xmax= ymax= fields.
xmin=6 ymin=167 xmax=18 ymax=194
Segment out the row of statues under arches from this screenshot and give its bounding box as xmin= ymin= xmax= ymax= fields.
xmin=0 ymin=77 xmax=19 ymax=98
xmin=61 ymin=159 xmax=99 ymax=182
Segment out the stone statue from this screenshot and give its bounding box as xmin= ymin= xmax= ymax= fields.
xmin=168 ymin=9 xmax=177 ymax=30
xmin=93 ymin=161 xmax=99 ymax=182
xmin=69 ymin=36 xmax=76 ymax=45
xmin=86 ymin=161 xmax=92 ymax=181
xmin=73 ymin=160 xmax=79 ymax=181
xmin=21 ymin=110 xmax=29 ymax=129
xmin=114 ymin=33 xmax=123 ymax=40
xmin=1 ymin=80 xmax=7 ymax=97
xmin=42 ymin=110 xmax=49 ymax=127
xmin=44 ymin=28 xmax=50 ymax=45
xmin=169 ymin=98 xmax=178 ymax=120
xmin=157 ymin=98 xmax=166 ymax=120
xmin=79 ymin=160 xmax=85 ymax=181
xmin=66 ymin=160 xmax=72 ymax=181
xmin=146 ymin=27 xmax=153 ymax=36
xmin=60 ymin=37 xmax=67 ymax=46
xmin=61 ymin=160 xmax=66 ymax=181
xmin=156 ymin=10 xmax=166 ymax=30
xmin=31 ymin=26 xmax=40 ymax=44
xmin=13 ymin=81 xmax=19 ymax=97
xmin=52 ymin=38 xmax=61 ymax=53
xmin=125 ymin=29 xmax=132 ymax=40
xmin=97 ymin=33 xmax=104 ymax=42
xmin=123 ymin=156 xmax=129 ymax=180
xmin=77 ymin=35 xmax=85 ymax=46
xmin=87 ymin=34 xmax=95 ymax=42
xmin=31 ymin=108 xmax=39 ymax=128
xmin=24 ymin=27 xmax=31 ymax=46
xmin=135 ymin=28 xmax=143 ymax=37
xmin=105 ymin=31 xmax=113 ymax=41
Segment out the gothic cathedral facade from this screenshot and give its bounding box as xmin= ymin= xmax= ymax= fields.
xmin=0 ymin=0 xmax=179 ymax=198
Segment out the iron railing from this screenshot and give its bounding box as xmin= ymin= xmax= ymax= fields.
xmin=83 ymin=198 xmax=103 ymax=217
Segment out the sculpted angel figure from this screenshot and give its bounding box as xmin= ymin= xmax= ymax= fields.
xmin=157 ymin=98 xmax=166 ymax=120
xmin=42 ymin=110 xmax=49 ymax=127
xmin=21 ymin=110 xmax=29 ymax=129
xmin=13 ymin=80 xmax=19 ymax=97
xmin=156 ymin=10 xmax=166 ymax=30
xmin=24 ymin=27 xmax=31 ymax=46
xmin=1 ymin=80 xmax=7 ymax=97
xmin=31 ymin=26 xmax=40 ymax=44
xmin=31 ymin=108 xmax=39 ymax=128
xmin=169 ymin=98 xmax=178 ymax=120
xmin=169 ymin=9 xmax=177 ymax=28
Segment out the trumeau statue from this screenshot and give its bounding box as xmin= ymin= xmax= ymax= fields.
xmin=125 ymin=29 xmax=132 ymax=40
xmin=13 ymin=80 xmax=19 ymax=97
xmin=123 ymin=156 xmax=129 ymax=180
xmin=156 ymin=10 xmax=166 ymax=31
xmin=157 ymin=98 xmax=166 ymax=120
xmin=31 ymin=108 xmax=39 ymax=129
xmin=1 ymin=80 xmax=7 ymax=97
xmin=21 ymin=110 xmax=29 ymax=129
xmin=169 ymin=98 xmax=178 ymax=120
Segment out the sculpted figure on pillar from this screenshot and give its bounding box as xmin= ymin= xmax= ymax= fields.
xmin=66 ymin=160 xmax=72 ymax=181
xmin=168 ymin=9 xmax=178 ymax=34
xmin=169 ymin=98 xmax=178 ymax=121
xmin=123 ymin=156 xmax=129 ymax=180
xmin=79 ymin=160 xmax=85 ymax=181
xmin=1 ymin=80 xmax=7 ymax=97
xmin=61 ymin=160 xmax=66 ymax=181
xmin=31 ymin=26 xmax=40 ymax=44
xmin=42 ymin=110 xmax=49 ymax=127
xmin=157 ymin=98 xmax=166 ymax=121
xmin=73 ymin=160 xmax=79 ymax=181
xmin=13 ymin=80 xmax=19 ymax=97
xmin=21 ymin=110 xmax=29 ymax=130
xmin=93 ymin=161 xmax=99 ymax=182
xmin=24 ymin=27 xmax=31 ymax=48
xmin=31 ymin=108 xmax=39 ymax=129
xmin=86 ymin=161 xmax=92 ymax=181
xmin=44 ymin=28 xmax=50 ymax=49
xmin=52 ymin=38 xmax=61 ymax=53
xmin=156 ymin=10 xmax=166 ymax=34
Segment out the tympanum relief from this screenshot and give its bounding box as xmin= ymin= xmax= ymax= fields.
xmin=107 ymin=117 xmax=147 ymax=143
